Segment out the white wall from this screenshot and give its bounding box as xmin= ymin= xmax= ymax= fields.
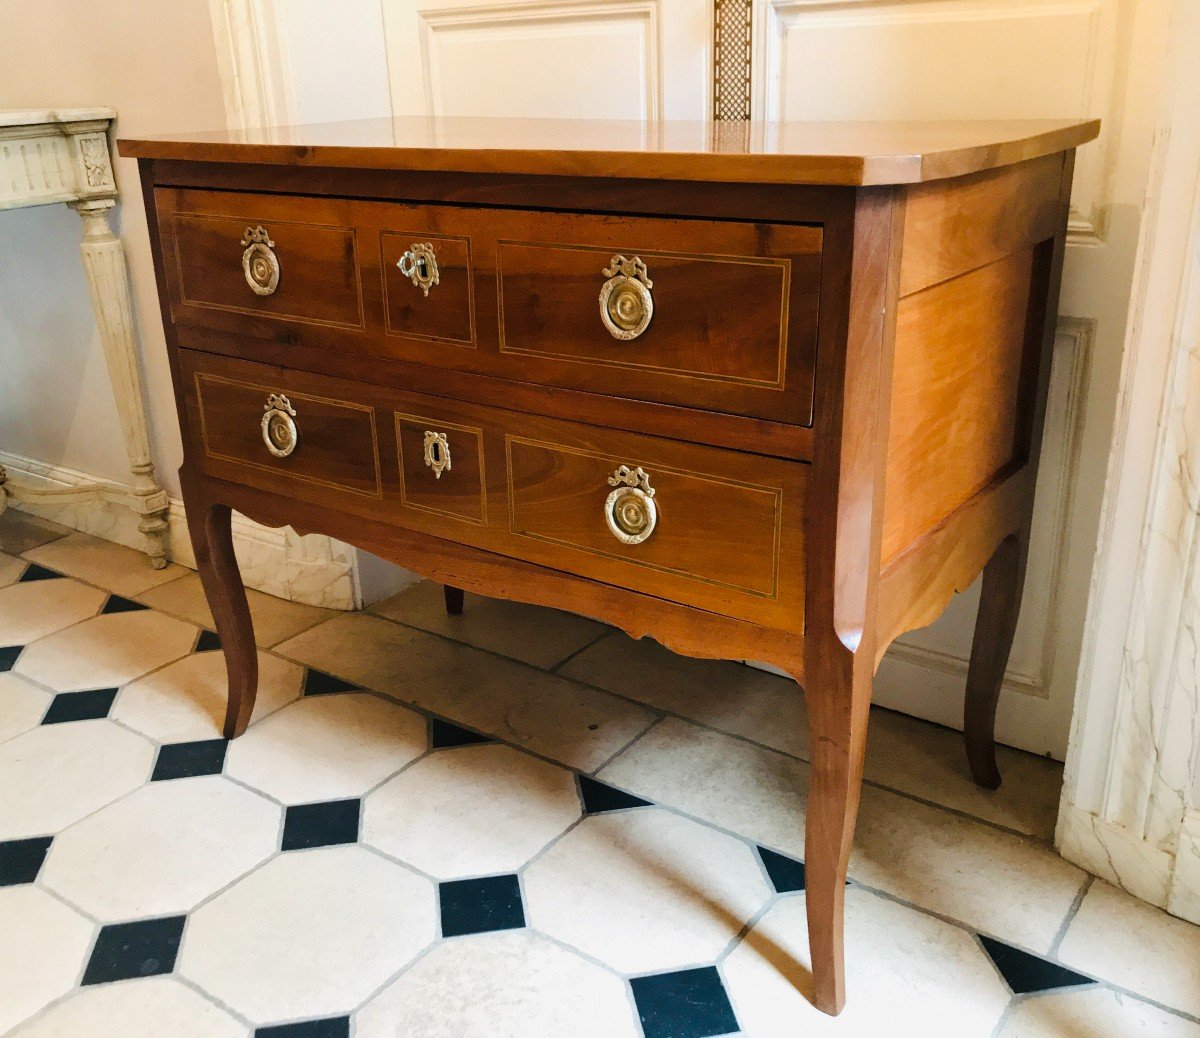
xmin=0 ymin=0 xmax=229 ymax=501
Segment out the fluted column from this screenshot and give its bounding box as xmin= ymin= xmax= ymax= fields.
xmin=69 ymin=199 xmax=169 ymax=567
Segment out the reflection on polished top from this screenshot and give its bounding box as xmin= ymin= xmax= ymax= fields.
xmin=118 ymin=115 xmax=1100 ymax=186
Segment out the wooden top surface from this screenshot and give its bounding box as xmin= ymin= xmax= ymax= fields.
xmin=119 ymin=116 xmax=1099 ymax=186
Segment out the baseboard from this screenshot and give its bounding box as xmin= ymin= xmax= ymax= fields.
xmin=166 ymin=499 xmax=361 ymax=610
xmin=0 ymin=450 xmax=163 ymax=557
xmin=0 ymin=451 xmax=363 ymax=610
xmin=1057 ymin=802 xmax=1175 ymax=908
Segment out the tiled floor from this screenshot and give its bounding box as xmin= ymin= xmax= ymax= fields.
xmin=2 ymin=513 xmax=1199 ymax=1037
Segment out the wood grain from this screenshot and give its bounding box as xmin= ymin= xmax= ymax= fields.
xmin=899 ymin=153 xmax=1064 ymax=296
xmin=881 ymin=250 xmax=1036 ymax=563
xmin=119 ymin=115 xmax=1099 ymax=186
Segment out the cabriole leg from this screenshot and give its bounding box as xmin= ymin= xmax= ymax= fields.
xmin=181 ymin=468 xmax=258 ymax=738
xmin=963 ymin=532 xmax=1028 ymax=789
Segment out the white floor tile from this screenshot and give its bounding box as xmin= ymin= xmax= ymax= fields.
xmin=138 ymin=571 xmax=337 ymax=648
xmin=1058 ymin=879 xmax=1200 ymax=1018
xmin=8 ymin=976 xmax=248 ymax=1038
xmin=112 ymin=650 xmax=304 ymax=744
xmin=225 ymin=692 xmax=427 ymax=803
xmin=41 ymin=776 xmax=280 ymax=921
xmin=0 ymin=886 xmax=93 ymax=1034
xmin=999 ymin=986 xmax=1200 ymax=1038
xmin=0 ymin=720 xmax=153 ymax=839
xmin=362 ymin=743 xmax=580 ymax=879
xmin=0 ymin=673 xmax=53 ymax=744
xmin=524 ymin=807 xmax=771 ymax=973
xmin=179 ymin=845 xmax=437 ymax=1024
xmin=23 ymin=532 xmax=185 ymax=597
xmin=276 ymin=613 xmax=656 ymax=773
xmin=15 ymin=611 xmax=196 ymax=692
xmin=561 ymin=631 xmax=810 ymax=759
xmin=0 ymin=511 xmax=70 ymax=555
xmin=372 ymin=581 xmax=608 ymax=669
xmin=0 ymin=578 xmax=106 ymax=648
xmin=722 ymin=889 xmax=1010 ymax=1037
xmin=357 ymin=930 xmax=639 ymax=1038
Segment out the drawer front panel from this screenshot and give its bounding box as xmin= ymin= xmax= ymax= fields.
xmin=395 ymin=414 xmax=486 ymax=525
xmin=178 ymin=351 xmax=806 ymax=630
xmin=192 ymin=371 xmax=382 ymax=499
xmin=381 ymin=231 xmax=475 ymax=346
xmin=160 ymin=189 xmax=824 ymax=427
xmin=163 ymin=190 xmax=364 ymax=331
xmin=507 ymin=436 xmax=783 ymax=598
xmin=491 ymin=211 xmax=822 ymax=424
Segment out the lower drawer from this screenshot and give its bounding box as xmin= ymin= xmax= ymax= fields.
xmin=179 ymin=351 xmax=807 ymax=630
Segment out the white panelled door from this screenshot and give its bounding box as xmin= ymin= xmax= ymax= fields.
xmin=380 ymin=0 xmax=712 ymax=121
xmin=234 ymin=0 xmax=1168 ymax=759
xmin=751 ymin=0 xmax=1166 ymax=759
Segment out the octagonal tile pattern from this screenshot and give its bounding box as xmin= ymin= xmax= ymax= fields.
xmin=357 ymin=930 xmax=640 ymax=1038
xmin=0 ymin=672 xmax=54 ymax=743
xmin=362 ymin=742 xmax=581 ymax=878
xmin=15 ymin=610 xmax=197 ymax=691
xmin=179 ymin=845 xmax=437 ymax=1025
xmin=9 ymin=976 xmax=247 ymax=1038
xmin=112 ymin=649 xmax=304 ymax=744
xmin=41 ymin=776 xmax=280 ymax=921
xmin=721 ymin=889 xmax=1012 ymax=1037
xmin=0 ymin=576 xmax=107 ymax=647
xmin=0 ymin=720 xmax=153 ymax=839
xmin=0 ymin=885 xmax=93 ymax=1034
xmin=0 ymin=543 xmax=1187 ymax=1037
xmin=225 ymin=692 xmax=427 ymax=803
xmin=524 ymin=807 xmax=772 ymax=974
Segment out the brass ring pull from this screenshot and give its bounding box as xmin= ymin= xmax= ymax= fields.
xmin=423 ymin=430 xmax=451 ymax=479
xmin=398 ymin=242 xmax=440 ymax=297
xmin=241 ymin=226 xmax=280 ymax=296
xmin=605 ymin=464 xmax=657 ymax=544
xmin=262 ymin=394 xmax=298 ymax=458
xmin=599 ymin=255 xmax=653 ymax=341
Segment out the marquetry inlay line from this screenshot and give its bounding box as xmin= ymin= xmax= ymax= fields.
xmin=713 ymin=0 xmax=753 ymax=121
xmin=503 ymin=433 xmax=784 ymax=599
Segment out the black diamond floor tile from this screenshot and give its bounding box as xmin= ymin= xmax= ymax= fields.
xmin=979 ymin=935 xmax=1097 ymax=995
xmin=303 ymin=669 xmax=359 ymax=696
xmin=430 ymin=717 xmax=493 ymax=749
xmin=194 ymin=629 xmax=222 ymax=652
xmin=0 ymin=836 xmax=53 ymax=886
xmin=152 ymin=739 xmax=229 ymax=781
xmin=82 ymin=915 xmax=186 ymax=985
xmin=0 ymin=645 xmax=22 ymax=672
xmin=42 ymin=688 xmax=118 ymax=725
xmin=101 ymin=594 xmax=148 ymax=615
xmin=758 ymin=846 xmax=806 ymax=893
xmin=578 ymin=775 xmax=652 ymax=814
xmin=631 ymin=966 xmax=740 ymax=1038
xmin=18 ymin=563 xmax=62 ymax=583
xmin=281 ymin=799 xmax=361 ymax=851
xmin=256 ymin=1018 xmax=350 ymax=1038
xmin=440 ymin=874 xmax=525 ymax=937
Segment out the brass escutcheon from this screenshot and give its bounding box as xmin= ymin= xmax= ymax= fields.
xmin=398 ymin=242 xmax=440 ymax=297
xmin=423 ymin=430 xmax=451 ymax=479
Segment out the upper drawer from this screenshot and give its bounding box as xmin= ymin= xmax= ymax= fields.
xmin=490 ymin=210 xmax=822 ymax=424
xmin=159 ymin=189 xmax=365 ymax=333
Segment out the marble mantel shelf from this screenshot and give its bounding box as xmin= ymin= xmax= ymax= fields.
xmin=0 ymin=108 xmax=169 ymax=566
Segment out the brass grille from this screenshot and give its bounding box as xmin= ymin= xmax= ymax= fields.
xmin=713 ymin=0 xmax=753 ymax=121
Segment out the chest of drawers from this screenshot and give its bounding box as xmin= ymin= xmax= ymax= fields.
xmin=122 ymin=116 xmax=1098 ymax=1016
